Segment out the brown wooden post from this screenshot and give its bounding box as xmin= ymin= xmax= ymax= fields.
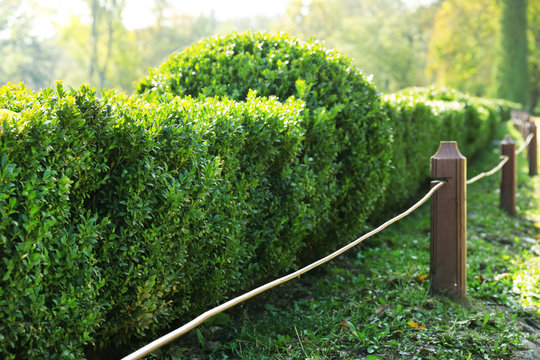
xmin=430 ymin=142 xmax=467 ymax=300
xmin=500 ymin=136 xmax=516 ymax=215
xmin=528 ymin=121 xmax=538 ymax=176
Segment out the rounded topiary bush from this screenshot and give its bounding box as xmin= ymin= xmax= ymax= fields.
xmin=136 ymin=31 xmax=392 ymax=250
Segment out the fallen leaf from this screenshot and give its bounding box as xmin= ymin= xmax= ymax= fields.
xmin=476 ymin=274 xmax=484 ymax=283
xmin=340 ymin=321 xmax=349 ymax=329
xmin=407 ymin=321 xmax=426 ymax=331
xmin=415 ymin=274 xmax=428 ymax=283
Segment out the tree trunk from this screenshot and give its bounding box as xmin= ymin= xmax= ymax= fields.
xmin=90 ymin=0 xmax=100 ymax=83
xmin=493 ymin=0 xmax=529 ymax=107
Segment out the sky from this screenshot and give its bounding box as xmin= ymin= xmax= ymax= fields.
xmin=47 ymin=0 xmax=294 ymax=32
xmin=46 ymin=0 xmax=435 ymax=32
xmin=124 ymin=0 xmax=293 ymax=27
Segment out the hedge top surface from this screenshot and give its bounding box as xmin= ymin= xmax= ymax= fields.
xmin=136 ymin=32 xmax=365 ymax=105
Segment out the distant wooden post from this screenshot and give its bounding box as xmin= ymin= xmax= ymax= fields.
xmin=430 ymin=142 xmax=467 ymax=300
xmin=500 ymin=136 xmax=516 ymax=215
xmin=528 ymin=121 xmax=538 ymax=176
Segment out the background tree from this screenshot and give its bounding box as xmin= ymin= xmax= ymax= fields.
xmin=426 ymin=0 xmax=499 ymax=96
xmin=0 ymin=0 xmax=59 ymax=89
xmin=59 ymin=9 xmax=141 ymax=91
xmin=278 ymin=0 xmax=435 ymax=92
xmin=338 ymin=1 xmax=437 ymax=91
xmin=135 ymin=1 xmax=218 ymax=71
xmin=2 ymin=0 xmax=539 ymax=108
xmin=88 ymin=0 xmax=125 ymax=89
xmin=493 ymin=0 xmax=529 ymax=106
xmin=58 ymin=0 xmax=229 ymax=91
xmin=528 ymin=0 xmax=540 ymax=112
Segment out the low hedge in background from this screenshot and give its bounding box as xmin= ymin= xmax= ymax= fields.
xmin=0 ymin=83 xmax=320 ymax=358
xmin=135 ymin=31 xmax=393 ymax=251
xmin=396 ymin=86 xmax=521 ymax=121
xmin=379 ymin=86 xmax=521 ymax=212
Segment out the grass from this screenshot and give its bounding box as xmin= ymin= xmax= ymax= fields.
xmin=128 ymin=120 xmax=540 ymax=360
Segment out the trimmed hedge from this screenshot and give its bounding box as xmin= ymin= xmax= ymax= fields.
xmin=0 ymin=84 xmax=108 ymax=359
xmin=136 ymin=31 xmax=393 ymax=248
xmin=379 ymin=86 xmax=520 ymax=212
xmin=0 ymin=83 xmax=319 ymax=357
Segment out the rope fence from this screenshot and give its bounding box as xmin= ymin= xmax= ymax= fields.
xmin=515 ymin=133 xmax=534 ymax=155
xmin=466 ymin=155 xmax=509 ymax=185
xmin=122 ymin=182 xmax=447 ymax=360
xmin=512 ymin=111 xmax=538 ymax=176
xmin=123 ymin=113 xmax=538 ymax=359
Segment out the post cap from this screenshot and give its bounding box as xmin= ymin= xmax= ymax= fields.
xmin=501 ymin=135 xmax=514 ymax=144
xmin=431 ymin=141 xmax=466 ymax=160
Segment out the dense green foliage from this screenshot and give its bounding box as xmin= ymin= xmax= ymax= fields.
xmin=493 ymin=0 xmax=529 ymax=106
xmin=0 ymin=83 xmax=320 ymax=358
xmin=379 ymin=86 xmax=520 ymax=211
xmin=136 ymin=31 xmax=392 ymax=250
xmin=426 ymin=0 xmax=500 ymax=96
xmin=528 ymin=0 xmax=540 ymax=112
xmin=0 ymin=32 xmax=523 ymax=359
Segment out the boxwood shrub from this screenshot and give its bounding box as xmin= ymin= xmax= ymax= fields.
xmin=0 ymin=83 xmax=317 ymax=358
xmin=135 ymin=31 xmax=393 ymax=250
xmin=379 ymin=87 xmax=521 ymax=212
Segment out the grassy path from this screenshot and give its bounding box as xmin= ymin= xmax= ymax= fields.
xmin=130 ymin=120 xmax=540 ymax=360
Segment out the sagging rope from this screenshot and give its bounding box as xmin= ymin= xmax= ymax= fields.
xmin=515 ymin=133 xmax=534 ymax=156
xmin=466 ymin=155 xmax=509 ymax=185
xmin=466 ymin=133 xmax=535 ymax=185
xmin=122 ymin=181 xmax=447 ymax=360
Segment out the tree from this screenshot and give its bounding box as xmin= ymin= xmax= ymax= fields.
xmin=493 ymin=0 xmax=529 ymax=107
xmin=133 ymin=3 xmax=218 ymax=70
xmin=338 ymin=1 xmax=436 ymax=91
xmin=426 ymin=0 xmax=499 ymax=96
xmin=88 ymin=0 xmax=125 ymax=89
xmin=58 ymin=0 xmax=144 ymax=91
xmin=528 ymin=0 xmax=540 ymax=112
xmin=277 ymin=0 xmax=435 ymax=92
xmin=0 ymin=0 xmax=60 ymax=89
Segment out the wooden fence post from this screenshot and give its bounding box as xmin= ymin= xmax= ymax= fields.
xmin=500 ymin=136 xmax=516 ymax=215
xmin=430 ymin=142 xmax=467 ymax=300
xmin=529 ymin=121 xmax=538 ymax=176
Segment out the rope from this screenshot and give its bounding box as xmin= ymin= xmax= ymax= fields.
xmin=466 ymin=156 xmax=509 ymax=185
xmin=121 ymin=181 xmax=447 ymax=360
xmin=466 ymin=132 xmax=533 ymax=185
xmin=515 ymin=133 xmax=534 ymax=155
